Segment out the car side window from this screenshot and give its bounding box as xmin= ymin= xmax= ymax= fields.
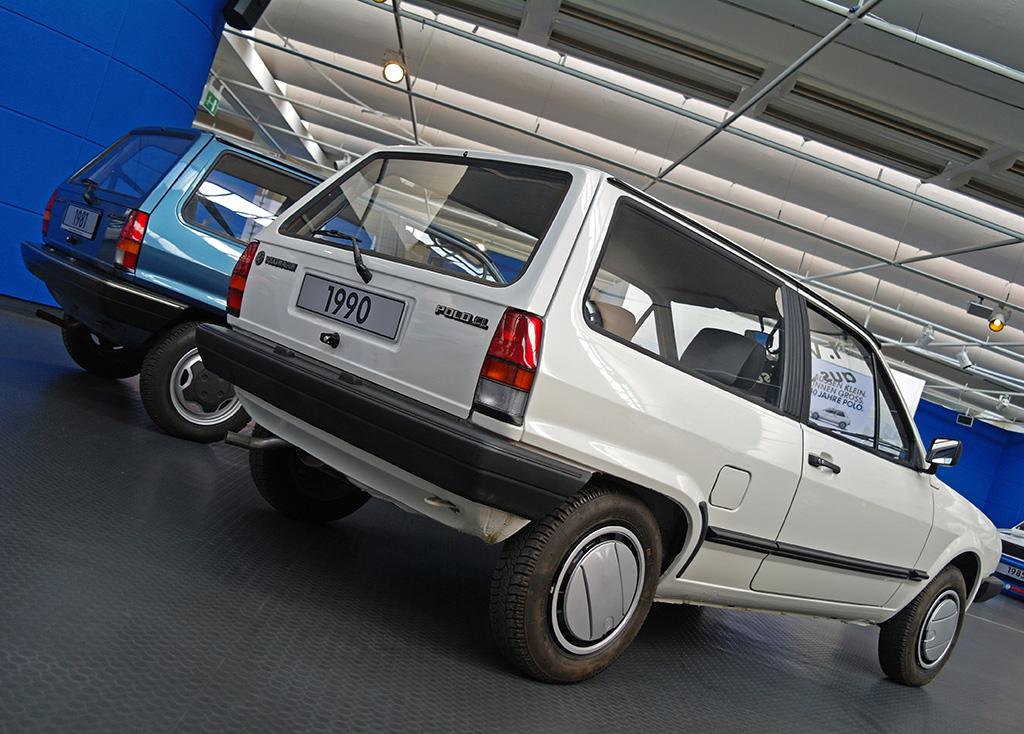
xmin=587 ymin=200 xmax=785 ymax=407
xmin=808 ymin=308 xmax=912 ymax=460
xmin=182 ymin=153 xmax=315 ymax=243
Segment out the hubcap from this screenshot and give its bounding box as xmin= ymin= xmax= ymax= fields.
xmin=169 ymin=347 xmax=243 ymax=426
xmin=917 ymin=589 xmax=961 ymax=668
xmin=551 ymin=525 xmax=644 ymax=655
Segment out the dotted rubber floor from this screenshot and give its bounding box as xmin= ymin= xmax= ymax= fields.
xmin=1 ymin=296 xmax=1022 ymax=733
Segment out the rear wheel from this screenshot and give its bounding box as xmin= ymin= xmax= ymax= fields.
xmin=249 ymin=424 xmax=371 ymax=523
xmin=139 ymin=321 xmax=249 ymax=442
xmin=61 ymin=321 xmax=144 ymax=379
xmin=878 ymin=564 xmax=966 ymax=686
xmin=490 ymin=484 xmax=662 ymax=683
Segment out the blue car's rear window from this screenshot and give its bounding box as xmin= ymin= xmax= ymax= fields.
xmin=74 ymin=131 xmax=196 ymax=201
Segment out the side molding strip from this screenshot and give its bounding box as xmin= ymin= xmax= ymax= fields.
xmin=704 ymin=526 xmax=929 ymax=581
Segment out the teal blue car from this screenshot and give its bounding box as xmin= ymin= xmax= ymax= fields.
xmin=21 ymin=127 xmax=320 ymax=441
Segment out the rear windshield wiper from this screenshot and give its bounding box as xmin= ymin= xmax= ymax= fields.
xmin=312 ymin=229 xmax=372 ymax=284
xmin=80 ymin=178 xmax=99 ymax=206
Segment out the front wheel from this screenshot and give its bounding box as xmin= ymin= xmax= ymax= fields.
xmin=139 ymin=321 xmax=249 ymax=442
xmin=61 ymin=321 xmax=145 ymax=379
xmin=878 ymin=564 xmax=966 ymax=686
xmin=490 ymin=484 xmax=662 ymax=683
xmin=249 ymin=424 xmax=371 ymax=523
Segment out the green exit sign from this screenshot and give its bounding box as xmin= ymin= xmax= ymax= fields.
xmin=202 ymin=89 xmax=221 ymax=116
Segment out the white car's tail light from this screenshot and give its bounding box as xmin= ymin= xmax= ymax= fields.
xmin=473 ymin=309 xmax=542 ymax=425
xmin=227 ymin=240 xmax=260 ymax=317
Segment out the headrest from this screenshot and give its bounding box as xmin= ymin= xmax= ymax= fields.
xmin=679 ymin=328 xmax=766 ymax=390
xmin=594 ymin=301 xmax=638 ymax=340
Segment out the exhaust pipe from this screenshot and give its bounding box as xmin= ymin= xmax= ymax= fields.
xmin=35 ymin=308 xmax=78 ymax=329
xmin=224 ymin=431 xmax=290 ymax=451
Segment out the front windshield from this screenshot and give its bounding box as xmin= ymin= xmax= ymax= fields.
xmin=280 ymin=155 xmax=571 ymax=284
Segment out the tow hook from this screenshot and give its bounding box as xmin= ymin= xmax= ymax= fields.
xmin=224 ymin=431 xmax=290 ymax=451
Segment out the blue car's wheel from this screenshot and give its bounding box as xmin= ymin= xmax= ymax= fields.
xmin=140 ymin=321 xmax=250 ymax=442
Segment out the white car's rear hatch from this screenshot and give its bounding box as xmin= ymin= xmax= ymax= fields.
xmin=231 ymin=149 xmax=597 ymax=421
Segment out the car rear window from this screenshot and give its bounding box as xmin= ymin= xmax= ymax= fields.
xmin=74 ymin=131 xmax=196 ymax=201
xmin=182 ymin=152 xmax=317 ymax=243
xmin=280 ymin=154 xmax=571 ymax=284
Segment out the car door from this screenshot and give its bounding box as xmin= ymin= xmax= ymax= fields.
xmin=751 ymin=304 xmax=934 ymax=606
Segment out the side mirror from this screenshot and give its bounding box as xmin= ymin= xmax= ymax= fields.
xmin=926 ymin=437 xmax=963 ymax=469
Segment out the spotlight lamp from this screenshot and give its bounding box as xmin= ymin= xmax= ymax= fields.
xmin=382 ymin=51 xmax=406 ymax=84
xmin=915 ymin=324 xmax=935 ymax=347
xmin=956 ymin=347 xmax=973 ymax=370
xmin=989 ymin=307 xmax=1008 ymax=332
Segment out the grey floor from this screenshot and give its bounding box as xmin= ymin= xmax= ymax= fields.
xmin=1 ymin=295 xmax=1022 ymax=734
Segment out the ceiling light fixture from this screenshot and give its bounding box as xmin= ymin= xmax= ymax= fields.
xmin=997 ymin=394 xmax=1011 ymax=412
xmin=956 ymin=347 xmax=973 ymax=369
xmin=382 ymin=51 xmax=406 ymax=84
xmin=915 ymin=324 xmax=935 ymax=347
xmin=966 ymin=298 xmax=992 ymax=319
xmin=989 ymin=307 xmax=1008 ymax=332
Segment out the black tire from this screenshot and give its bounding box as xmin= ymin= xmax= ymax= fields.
xmin=139 ymin=321 xmax=249 ymax=442
xmin=839 ymin=421 xmax=848 ymax=429
xmin=878 ymin=564 xmax=966 ymax=686
xmin=249 ymin=424 xmax=371 ymax=523
xmin=61 ymin=321 xmax=145 ymax=379
xmin=489 ymin=484 xmax=662 ymax=683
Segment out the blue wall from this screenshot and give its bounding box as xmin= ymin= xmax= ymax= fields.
xmin=915 ymin=400 xmax=1024 ymax=527
xmin=0 ymin=0 xmax=225 ymax=303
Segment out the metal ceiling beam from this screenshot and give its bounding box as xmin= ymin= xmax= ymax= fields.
xmin=518 ymin=0 xmax=561 ymax=45
xmin=212 ymin=77 xmax=289 ymax=157
xmin=642 ymin=0 xmax=886 ymax=190
xmin=799 ymin=0 xmax=1024 ymax=86
xmin=214 ymin=75 xmax=417 ymax=144
xmin=260 ymin=16 xmax=416 ymax=145
xmin=391 ymin=0 xmax=421 ymax=145
xmin=223 ymin=32 xmax=331 ymax=166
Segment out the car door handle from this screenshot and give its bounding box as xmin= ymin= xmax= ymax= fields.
xmin=808 ymin=454 xmax=841 ymax=474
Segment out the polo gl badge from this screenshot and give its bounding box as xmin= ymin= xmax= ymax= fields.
xmin=435 ymin=304 xmax=488 ymax=329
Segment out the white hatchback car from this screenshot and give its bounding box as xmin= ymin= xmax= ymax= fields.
xmin=197 ymin=147 xmax=1002 ymax=686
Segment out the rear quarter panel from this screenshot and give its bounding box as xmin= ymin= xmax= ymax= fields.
xmin=134 ymin=143 xmax=319 ymax=314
